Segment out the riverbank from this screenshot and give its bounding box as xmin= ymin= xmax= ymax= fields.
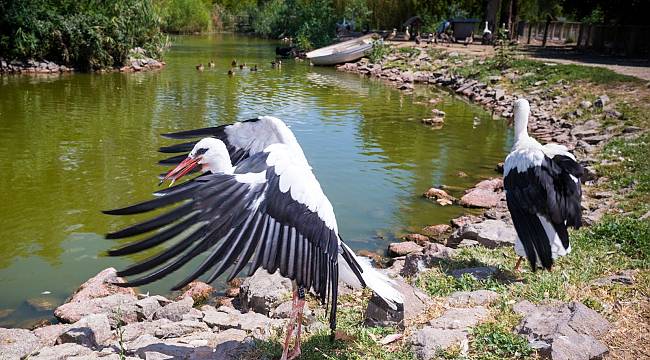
xmin=335 ymin=44 xmax=649 ymax=359
xmin=0 ymin=49 xmax=165 ymax=75
xmin=0 ymin=41 xmax=648 ymax=360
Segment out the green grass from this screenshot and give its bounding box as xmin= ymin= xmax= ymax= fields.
xmin=468 ymin=322 xmax=533 ymax=360
xmin=252 ymin=293 xmax=415 ymax=360
xmin=598 ymin=132 xmax=650 ymax=215
xmin=415 ymin=271 xmax=507 ymax=298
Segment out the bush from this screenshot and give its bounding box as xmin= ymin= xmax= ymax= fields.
xmin=251 ymin=0 xmax=287 ymax=38
xmin=0 ymin=0 xmax=165 ymax=71
xmin=367 ymin=40 xmax=390 ymax=63
xmin=159 ymin=0 xmax=211 ymax=34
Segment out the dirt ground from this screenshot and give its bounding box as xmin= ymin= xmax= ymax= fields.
xmin=390 ymin=41 xmax=650 ymax=81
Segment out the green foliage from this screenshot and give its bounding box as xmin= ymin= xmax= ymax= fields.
xmin=0 ymin=0 xmax=165 ymax=71
xmin=469 ymin=322 xmax=533 ymax=360
xmin=343 ymin=0 xmax=372 ymax=31
xmin=251 ymin=0 xmax=287 ymax=37
xmin=158 ymin=0 xmax=211 ymax=33
xmin=368 ymin=40 xmax=390 ymax=63
xmin=493 ymin=27 xmax=515 ymax=70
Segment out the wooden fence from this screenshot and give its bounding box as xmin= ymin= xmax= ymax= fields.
xmin=517 ymin=21 xmax=650 ymax=57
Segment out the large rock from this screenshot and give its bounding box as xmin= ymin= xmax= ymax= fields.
xmin=120 ymin=319 xmax=173 ymax=342
xmin=135 ymin=296 xmax=164 ymax=321
xmin=410 ymin=327 xmax=468 ymax=359
xmin=239 ymin=269 xmax=292 ymax=316
xmin=0 ymin=328 xmax=40 ymax=359
xmin=400 ymin=244 xmax=456 ymax=277
xmin=388 ymin=241 xmax=423 ymax=256
xmin=176 ymin=280 xmax=214 ymax=304
xmin=153 ymin=296 xmax=194 ymax=322
xmin=202 ymin=305 xmax=284 ymax=338
xmin=54 ymin=293 xmax=138 ymax=326
xmin=420 ymin=224 xmax=451 ymax=240
xmin=459 ymin=178 xmax=504 ymax=208
xmin=56 ymin=314 xmax=112 ymax=348
xmin=59 ymin=268 xmax=135 ymax=303
xmin=33 ymin=324 xmax=70 ymax=346
xmin=423 ymin=188 xmax=457 ymax=206
xmin=455 ymin=220 xmax=516 ymax=248
xmin=128 ymin=331 xmax=253 ymax=360
xmin=514 ymin=300 xmax=610 ymax=359
xmin=429 ymin=307 xmax=488 ymax=329
xmin=446 ymin=290 xmax=499 ymax=307
xmin=29 ymin=343 xmax=94 ymax=359
xmin=365 ymin=279 xmax=431 ymax=328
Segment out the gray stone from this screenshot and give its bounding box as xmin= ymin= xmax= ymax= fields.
xmin=410 ymin=327 xmax=468 ymax=359
xmin=592 ymin=270 xmax=636 ymax=286
xmin=446 ymin=290 xmax=499 ymax=307
xmin=449 ymin=266 xmax=498 ymax=281
xmin=153 ymin=320 xmax=209 ymax=338
xmin=579 ymin=100 xmax=592 ymax=109
xmin=56 ymin=313 xmax=112 ymax=348
xmin=400 ymin=244 xmax=455 ymax=277
xmin=429 ymin=306 xmax=488 ymax=330
xmin=365 ymin=279 xmax=431 ymax=328
xmin=239 ymin=269 xmax=292 ymax=316
xmin=459 ymin=187 xmax=503 ymax=208
xmin=514 ymin=300 xmax=611 ymax=359
xmin=33 ymin=324 xmax=70 ymax=346
xmin=54 ymin=293 xmax=138 ymax=326
xmin=0 ymin=328 xmax=40 ymax=359
xmin=153 ymin=296 xmax=193 ymax=322
xmin=594 ymin=95 xmax=609 ymax=108
xmin=54 ymin=268 xmax=137 ymax=325
xmin=388 ymin=241 xmax=423 ymax=256
xmin=457 ymin=220 xmax=516 ymax=248
xmin=135 ymin=296 xmax=162 ymax=321
xmin=29 ymin=343 xmax=94 ymax=360
xmin=120 ymin=319 xmax=173 ymax=342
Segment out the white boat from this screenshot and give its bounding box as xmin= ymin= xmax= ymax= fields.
xmin=306 ymin=34 xmax=376 ymax=66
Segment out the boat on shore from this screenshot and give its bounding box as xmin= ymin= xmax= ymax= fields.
xmin=306 ymin=34 xmax=376 ymax=66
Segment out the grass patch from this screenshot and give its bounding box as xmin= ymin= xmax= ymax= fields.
xmin=598 ymin=132 xmax=650 ymax=214
xmin=469 ymin=322 xmax=533 ymax=360
xmin=416 ymin=270 xmax=507 ymax=298
xmin=581 ymin=216 xmax=650 ymax=265
xmin=252 ymin=292 xmax=415 ymax=360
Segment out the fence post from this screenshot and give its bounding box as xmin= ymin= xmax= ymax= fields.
xmin=542 ymin=17 xmax=551 ymax=47
xmin=527 ymin=22 xmax=533 ymax=44
xmin=577 ymin=23 xmax=584 ymax=48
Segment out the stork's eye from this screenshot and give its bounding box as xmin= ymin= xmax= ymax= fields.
xmin=195 ymin=148 xmax=208 ymax=156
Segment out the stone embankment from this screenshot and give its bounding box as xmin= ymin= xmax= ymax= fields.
xmin=336 ymin=49 xmax=639 ymax=359
xmin=0 ymin=48 xmax=164 ymax=75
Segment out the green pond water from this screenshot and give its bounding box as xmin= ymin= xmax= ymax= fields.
xmin=0 ymin=34 xmax=511 ymax=327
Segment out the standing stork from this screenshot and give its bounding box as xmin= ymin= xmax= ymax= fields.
xmin=504 ymin=99 xmax=583 ymax=271
xmin=104 ymin=116 xmax=403 ymax=360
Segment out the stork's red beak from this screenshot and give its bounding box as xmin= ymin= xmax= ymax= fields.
xmin=160 ymin=156 xmax=200 ymax=186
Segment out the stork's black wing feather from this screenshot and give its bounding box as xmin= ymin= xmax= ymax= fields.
xmin=158 ymin=118 xmax=261 ymax=167
xmin=105 ymin=147 xmax=341 ymax=332
xmin=504 ymin=154 xmax=583 ymax=270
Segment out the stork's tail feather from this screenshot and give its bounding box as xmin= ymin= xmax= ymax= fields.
xmin=338 ymin=242 xmax=404 ymax=309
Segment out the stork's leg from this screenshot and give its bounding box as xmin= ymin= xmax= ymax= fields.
xmin=280 ymin=289 xmax=298 ymax=360
xmin=287 ymin=287 xmax=305 ymax=360
xmin=514 ymin=256 xmax=524 ymax=273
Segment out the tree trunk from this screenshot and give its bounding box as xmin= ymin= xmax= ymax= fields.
xmin=486 ymin=0 xmax=501 ymax=32
xmin=542 ymin=17 xmax=551 ymax=47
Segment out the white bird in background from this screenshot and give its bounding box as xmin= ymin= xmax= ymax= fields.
xmin=104 ymin=116 xmax=403 ymax=360
xmin=483 ymin=21 xmax=492 ymax=36
xmin=504 ymin=99 xmax=583 ymax=271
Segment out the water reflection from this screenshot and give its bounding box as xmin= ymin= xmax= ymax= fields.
xmin=0 ymin=34 xmax=509 ymax=325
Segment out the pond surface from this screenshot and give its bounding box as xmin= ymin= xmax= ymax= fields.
xmin=0 ymin=34 xmax=510 ymax=326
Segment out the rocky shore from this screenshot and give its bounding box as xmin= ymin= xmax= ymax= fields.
xmin=0 ymin=48 xmax=164 ymax=75
xmin=1 ymin=47 xmax=646 ymax=360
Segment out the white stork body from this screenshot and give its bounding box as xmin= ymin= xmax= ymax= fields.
xmin=105 ymin=116 xmax=402 ymax=359
xmin=504 ymin=99 xmax=583 ymax=270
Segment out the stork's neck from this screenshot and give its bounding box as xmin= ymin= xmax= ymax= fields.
xmin=512 ymin=107 xmax=531 ymax=146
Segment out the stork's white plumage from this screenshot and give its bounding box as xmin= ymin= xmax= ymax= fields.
xmin=483 ymin=21 xmax=492 ymax=35
xmin=105 ymin=116 xmax=403 ymax=360
xmin=504 ymin=99 xmax=583 ymax=271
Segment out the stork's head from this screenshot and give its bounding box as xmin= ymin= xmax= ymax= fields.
xmin=161 ymin=138 xmax=233 ymax=185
